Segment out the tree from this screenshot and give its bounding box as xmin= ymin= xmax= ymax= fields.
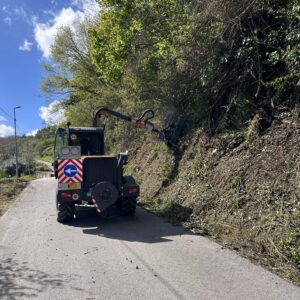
xmin=41 ymin=0 xmax=300 ymax=134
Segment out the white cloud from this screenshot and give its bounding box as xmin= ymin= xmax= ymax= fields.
xmin=72 ymin=0 xmax=100 ymax=14
xmin=39 ymin=100 xmax=66 ymax=125
xmin=2 ymin=5 xmax=31 ymax=25
xmin=0 ymin=116 xmax=6 ymax=122
xmin=0 ymin=124 xmax=14 ymax=137
xmin=42 ymin=10 xmax=56 ymax=17
xmin=34 ymin=7 xmax=83 ymax=58
xmin=33 ymin=1 xmax=100 ymax=58
xmin=2 ymin=5 xmax=9 ymax=14
xmin=2 ymin=5 xmax=12 ymax=25
xmin=26 ymin=129 xmax=39 ymax=137
xmin=3 ymin=17 xmax=11 ymax=25
xmin=19 ymin=39 xmax=33 ymax=51
xmin=14 ymin=7 xmax=27 ymax=18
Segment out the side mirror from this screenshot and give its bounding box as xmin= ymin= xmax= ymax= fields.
xmin=118 ymin=151 xmax=128 ymax=166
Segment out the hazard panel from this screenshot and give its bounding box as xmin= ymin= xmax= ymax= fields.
xmin=58 ymin=159 xmax=83 ymax=183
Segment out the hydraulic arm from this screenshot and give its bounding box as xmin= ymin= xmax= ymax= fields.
xmin=92 ymin=107 xmax=185 ymax=147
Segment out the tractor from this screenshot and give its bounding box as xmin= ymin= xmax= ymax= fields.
xmin=53 ymin=107 xmax=184 ymax=223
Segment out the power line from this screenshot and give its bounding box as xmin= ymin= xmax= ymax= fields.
xmin=0 ymin=105 xmax=14 ymax=120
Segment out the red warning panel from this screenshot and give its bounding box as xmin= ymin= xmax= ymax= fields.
xmin=58 ymin=159 xmax=83 ymax=183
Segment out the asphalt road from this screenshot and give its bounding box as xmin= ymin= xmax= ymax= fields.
xmin=0 ymin=178 xmax=299 ymax=300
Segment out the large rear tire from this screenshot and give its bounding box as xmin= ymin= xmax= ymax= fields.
xmin=57 ymin=203 xmax=75 ymax=223
xmin=117 ymin=197 xmax=136 ymax=216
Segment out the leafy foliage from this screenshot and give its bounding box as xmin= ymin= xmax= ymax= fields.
xmin=34 ymin=126 xmax=57 ymax=159
xmin=42 ymin=0 xmax=299 ymax=133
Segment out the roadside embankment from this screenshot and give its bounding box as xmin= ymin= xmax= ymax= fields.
xmin=0 ymin=178 xmax=32 ymax=217
xmin=126 ymin=110 xmax=300 ymax=285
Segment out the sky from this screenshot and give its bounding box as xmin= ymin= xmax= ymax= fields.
xmin=0 ymin=0 xmax=99 ymax=137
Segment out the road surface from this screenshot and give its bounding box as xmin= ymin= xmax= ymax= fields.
xmin=0 ymin=178 xmax=299 ymax=300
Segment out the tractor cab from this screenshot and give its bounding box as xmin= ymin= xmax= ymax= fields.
xmin=68 ymin=127 xmax=105 ymax=156
xmin=54 ymin=124 xmax=139 ymax=222
xmin=54 ymin=127 xmax=105 ymax=160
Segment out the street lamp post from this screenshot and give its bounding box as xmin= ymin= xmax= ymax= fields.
xmin=14 ymin=106 xmax=21 ymax=178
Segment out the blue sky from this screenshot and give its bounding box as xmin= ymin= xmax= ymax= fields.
xmin=0 ymin=0 xmax=98 ymax=137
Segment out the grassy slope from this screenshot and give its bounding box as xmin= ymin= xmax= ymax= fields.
xmin=125 ymin=110 xmax=300 ymax=285
xmin=0 ymin=178 xmax=32 ymax=217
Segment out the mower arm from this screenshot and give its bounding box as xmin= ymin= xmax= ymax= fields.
xmin=93 ymin=107 xmax=160 ymax=133
xmin=93 ymin=107 xmax=185 ymax=147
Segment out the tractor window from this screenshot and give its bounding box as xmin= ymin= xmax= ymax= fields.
xmin=54 ymin=128 xmax=67 ymax=160
xmin=69 ymin=132 xmax=104 ymax=155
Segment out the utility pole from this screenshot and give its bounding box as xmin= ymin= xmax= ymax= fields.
xmin=14 ymin=106 xmax=21 ymax=178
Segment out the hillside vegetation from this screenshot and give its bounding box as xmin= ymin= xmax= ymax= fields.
xmin=125 ymin=110 xmax=300 ymax=284
xmin=43 ymin=0 xmax=299 ymax=129
xmin=40 ymin=0 xmax=299 ymax=284
xmin=0 ymin=127 xmax=56 ymax=178
xmin=0 ymin=136 xmax=37 ymax=178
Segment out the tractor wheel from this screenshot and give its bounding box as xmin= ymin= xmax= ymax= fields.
xmin=117 ymin=197 xmax=136 ymax=216
xmin=55 ymin=190 xmax=59 ymax=210
xmin=57 ymin=203 xmax=75 ymax=223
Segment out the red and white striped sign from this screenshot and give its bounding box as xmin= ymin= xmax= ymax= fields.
xmin=58 ymin=159 xmax=83 ymax=183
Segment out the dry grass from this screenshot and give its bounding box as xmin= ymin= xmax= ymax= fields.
xmin=0 ymin=178 xmax=31 ymax=217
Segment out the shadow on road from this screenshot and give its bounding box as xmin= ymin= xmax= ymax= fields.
xmin=66 ymin=207 xmax=193 ymax=244
xmin=0 ymin=257 xmax=77 ymax=299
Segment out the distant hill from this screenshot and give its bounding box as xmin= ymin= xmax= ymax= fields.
xmin=0 ymin=137 xmax=15 ymax=166
xmin=0 ymin=134 xmax=38 ymax=176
